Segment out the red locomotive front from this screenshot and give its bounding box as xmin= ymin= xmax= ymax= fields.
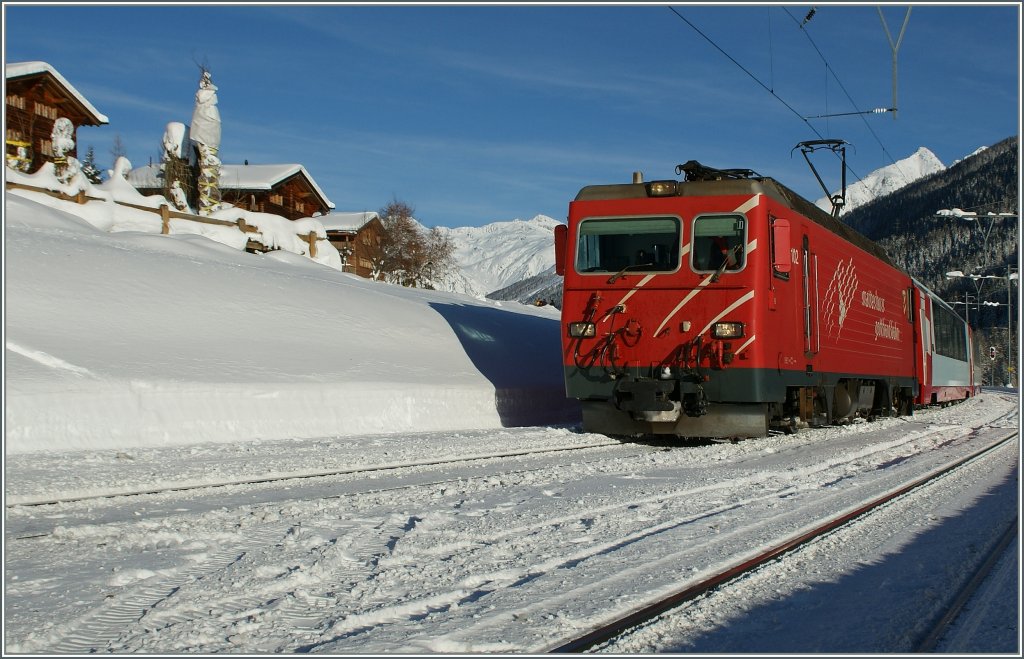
xmin=556 ymin=164 xmax=918 ymax=439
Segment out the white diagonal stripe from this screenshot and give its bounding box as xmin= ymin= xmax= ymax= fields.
xmin=697 ymin=290 xmax=756 ymax=337
xmin=734 ymin=334 xmax=757 ymax=356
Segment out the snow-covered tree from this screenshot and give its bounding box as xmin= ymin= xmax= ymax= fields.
xmin=51 ymin=117 xmax=80 ymax=185
xmin=338 ymin=244 xmax=354 ymax=272
xmin=169 ymin=180 xmax=189 ymax=211
xmin=80 ymin=145 xmax=103 ymax=183
xmin=190 ymin=68 xmax=222 ymax=216
xmin=161 ymin=122 xmax=194 ymax=211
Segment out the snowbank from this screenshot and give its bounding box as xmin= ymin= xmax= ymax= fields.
xmin=4 ymin=192 xmax=580 ymax=454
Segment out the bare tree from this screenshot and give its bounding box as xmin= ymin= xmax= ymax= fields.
xmin=378 ymin=198 xmax=420 ymax=286
xmin=422 ymin=226 xmax=456 ymax=286
xmin=109 ymin=134 xmax=128 ymax=165
xmin=377 ymin=199 xmax=456 ymax=288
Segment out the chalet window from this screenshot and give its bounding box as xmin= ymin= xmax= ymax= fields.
xmin=270 ymin=193 xmax=283 ymax=206
xmin=359 ymin=258 xmax=371 ymax=269
xmin=39 ymin=139 xmax=53 ymax=157
xmin=33 ymin=102 xmax=57 ymax=120
xmin=294 ymin=201 xmax=305 ymax=214
xmin=362 ymin=233 xmax=372 ymax=245
xmin=6 ymin=128 xmax=26 ymax=143
xmin=6 ymin=94 xmax=26 ymax=110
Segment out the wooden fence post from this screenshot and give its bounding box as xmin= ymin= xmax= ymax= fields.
xmin=307 ymin=231 xmax=317 ymax=258
xmin=160 ymin=204 xmax=170 ymax=234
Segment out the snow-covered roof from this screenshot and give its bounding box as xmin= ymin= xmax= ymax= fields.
xmin=125 ymin=164 xmax=162 ymax=189
xmin=219 ymin=164 xmax=333 ymax=208
xmin=319 ymin=211 xmax=380 ymax=232
xmin=5 ymin=61 xmax=109 ymax=124
xmin=127 ymin=163 xmax=335 ymax=210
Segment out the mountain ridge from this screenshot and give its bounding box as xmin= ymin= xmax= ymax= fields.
xmin=813 ymin=146 xmax=947 ymax=215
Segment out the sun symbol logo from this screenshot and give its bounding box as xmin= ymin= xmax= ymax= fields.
xmin=823 ymin=258 xmax=858 ymax=338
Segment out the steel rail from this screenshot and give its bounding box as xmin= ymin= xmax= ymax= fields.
xmin=6 ymin=439 xmax=622 ymax=508
xmin=548 ymin=429 xmax=1018 ymax=653
xmin=913 ymin=516 xmax=1019 ymax=653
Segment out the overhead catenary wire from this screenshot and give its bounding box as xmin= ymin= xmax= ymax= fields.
xmin=666 ymin=6 xmax=868 ymax=189
xmin=781 ymin=6 xmax=908 ymax=186
xmin=667 ymin=7 xmax=821 ymax=137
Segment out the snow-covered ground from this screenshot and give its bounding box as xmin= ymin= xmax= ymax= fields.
xmin=4 ymin=394 xmax=1018 ymax=653
xmin=4 ymin=177 xmax=1020 ymax=654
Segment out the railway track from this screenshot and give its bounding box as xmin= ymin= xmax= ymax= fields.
xmin=5 ymin=438 xmax=632 ymax=540
xmin=547 ymin=428 xmax=1018 ymax=653
xmin=914 ymin=516 xmax=1019 ymax=652
xmin=6 ymin=437 xmax=624 ymax=508
xmin=9 ymin=402 xmax=1013 ymax=541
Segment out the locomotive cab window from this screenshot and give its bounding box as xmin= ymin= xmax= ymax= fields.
xmin=692 ymin=214 xmax=746 ymax=274
xmin=575 ymin=216 xmax=680 ymax=274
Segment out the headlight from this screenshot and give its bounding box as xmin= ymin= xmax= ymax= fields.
xmin=568 ymin=322 xmax=596 ymax=338
xmin=646 ymin=180 xmax=678 ymax=197
xmin=712 ymin=322 xmax=744 ymax=339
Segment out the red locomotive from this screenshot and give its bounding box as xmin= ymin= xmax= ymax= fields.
xmin=554 ymin=160 xmax=976 ymax=439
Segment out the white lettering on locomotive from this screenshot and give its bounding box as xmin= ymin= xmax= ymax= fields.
xmin=860 ymin=290 xmax=886 ymax=313
xmin=874 ymin=318 xmax=901 ymax=342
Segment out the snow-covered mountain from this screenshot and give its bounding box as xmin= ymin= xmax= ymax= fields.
xmin=814 ymin=146 xmax=946 ymax=215
xmin=435 ymin=215 xmax=561 ymax=298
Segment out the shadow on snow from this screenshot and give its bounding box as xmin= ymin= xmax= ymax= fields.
xmin=429 ymin=302 xmax=582 ymax=428
xmin=646 ymin=468 xmax=1019 ymax=654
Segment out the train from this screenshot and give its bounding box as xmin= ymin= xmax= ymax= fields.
xmin=554 ymin=160 xmax=977 ymax=439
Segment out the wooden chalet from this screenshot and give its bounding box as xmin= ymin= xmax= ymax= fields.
xmin=5 ymin=61 xmax=108 ymax=173
xmin=320 ymin=212 xmax=385 ymax=278
xmin=218 ymin=163 xmax=334 ymax=220
xmin=128 ymin=162 xmax=335 ymax=221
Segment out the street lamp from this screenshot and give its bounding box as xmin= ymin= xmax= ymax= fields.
xmin=936 ymin=208 xmax=1018 ymax=262
xmin=946 ymin=267 xmax=1018 ymax=387
xmin=939 ymin=206 xmax=1017 ymax=386
xmin=946 ymin=292 xmax=978 ymax=325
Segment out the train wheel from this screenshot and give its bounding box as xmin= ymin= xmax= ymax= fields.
xmin=893 ymin=387 xmax=911 ymax=416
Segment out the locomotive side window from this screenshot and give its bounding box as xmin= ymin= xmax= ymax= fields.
xmin=692 ymin=214 xmax=746 ymax=274
xmin=575 ymin=216 xmax=680 ymax=274
xmin=932 ymin=302 xmax=968 ymax=362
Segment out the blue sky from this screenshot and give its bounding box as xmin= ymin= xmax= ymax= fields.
xmin=4 ymin=3 xmax=1020 ymax=228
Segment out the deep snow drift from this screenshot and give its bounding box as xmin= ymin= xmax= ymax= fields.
xmin=4 ymin=185 xmax=580 ymax=454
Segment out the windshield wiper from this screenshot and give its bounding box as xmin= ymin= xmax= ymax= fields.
xmin=710 ymin=245 xmax=741 ymax=283
xmin=608 ymin=262 xmax=654 ymax=284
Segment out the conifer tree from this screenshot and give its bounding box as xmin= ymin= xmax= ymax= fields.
xmin=80 ymin=145 xmax=103 ymax=184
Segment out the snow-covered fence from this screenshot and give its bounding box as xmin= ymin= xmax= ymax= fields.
xmin=5 ymin=180 xmax=323 ymax=257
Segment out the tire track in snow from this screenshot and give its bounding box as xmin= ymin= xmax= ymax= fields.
xmin=44 ymin=526 xmax=282 ymax=654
